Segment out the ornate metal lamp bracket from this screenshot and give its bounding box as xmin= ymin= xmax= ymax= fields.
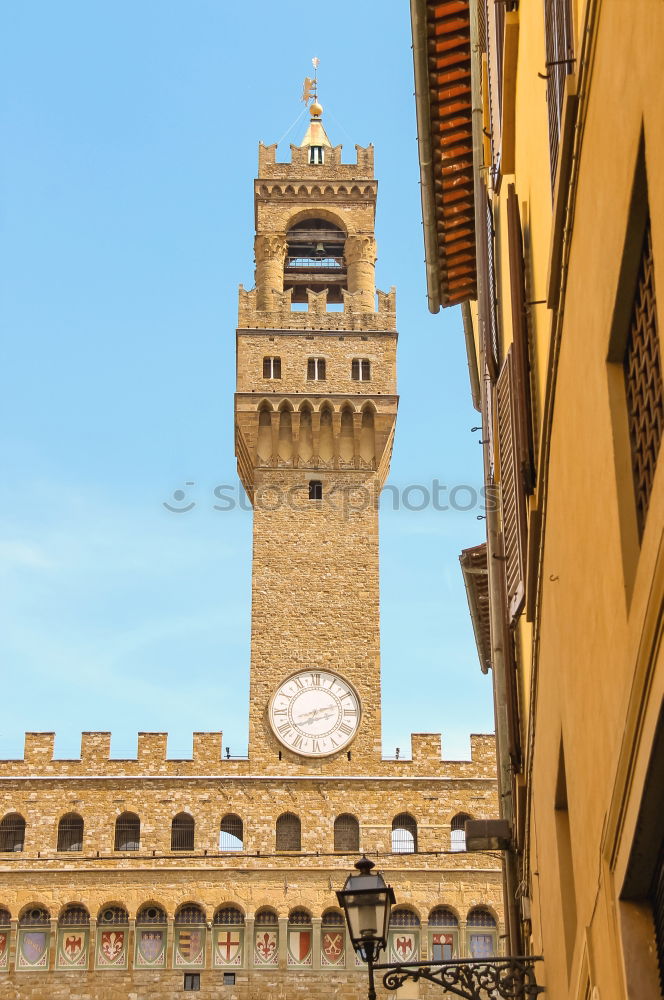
xmin=374 ymin=957 xmax=545 ymax=1000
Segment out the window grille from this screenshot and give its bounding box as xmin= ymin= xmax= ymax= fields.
xmin=136 ymin=906 xmax=166 ymax=924
xmin=307 ymin=357 xmax=326 ymax=381
xmin=322 ymin=910 xmax=345 ymax=926
xmin=309 ymin=146 xmax=324 ymax=165
xmin=98 ymin=907 xmax=128 ymax=925
xmin=429 ymin=907 xmax=459 ymax=927
xmin=544 ymin=0 xmax=574 ymax=189
xmin=263 ymin=356 xmax=281 ymax=379
xmin=391 ymin=908 xmax=420 ymax=927
xmin=214 ymin=907 xmax=244 ymax=926
xmin=255 ymin=908 xmax=278 ymax=925
xmin=289 ymin=909 xmax=311 ymax=925
xmin=276 ymin=812 xmax=301 ymax=851
xmin=391 ymin=813 xmax=417 ymax=854
xmin=308 ymin=480 xmax=323 ymax=500
xmin=57 ymin=813 xmax=83 ymax=852
xmin=0 ymin=909 xmax=10 ymax=927
xmin=351 ymin=359 xmax=371 ymax=381
xmin=19 ymin=908 xmax=50 ymax=926
xmin=624 ymin=218 xmax=662 ymax=537
xmin=467 ymin=908 xmax=496 ymax=927
xmin=59 ymin=906 xmax=89 ymax=926
xmin=114 ymin=812 xmax=140 ymax=851
xmin=0 ymin=813 xmax=25 ymax=853
xmin=223 ymin=972 xmax=236 ymax=985
xmin=175 ymin=905 xmax=205 ymax=925
xmin=450 ymin=813 xmax=471 ymax=852
xmin=184 ymin=972 xmax=201 ymax=991
xmin=334 ymin=814 xmax=360 ymax=852
xmin=171 ymin=813 xmax=195 ymax=852
xmin=219 ymin=814 xmax=244 ymax=851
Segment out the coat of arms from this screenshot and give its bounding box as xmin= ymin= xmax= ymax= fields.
xmin=322 ymin=930 xmax=344 ymax=965
xmin=391 ymin=932 xmax=416 ymax=962
xmin=19 ymin=931 xmax=48 ymax=968
xmin=176 ymin=928 xmax=204 ymax=966
xmin=138 ymin=929 xmax=164 ymax=965
xmin=215 ymin=930 xmax=241 ymax=965
xmin=287 ymin=928 xmax=312 ymax=965
xmin=0 ymin=932 xmax=7 ymax=964
xmin=57 ymin=931 xmax=87 ymax=968
xmin=255 ymin=930 xmax=277 ymax=964
xmin=99 ymin=930 xmax=125 ymax=965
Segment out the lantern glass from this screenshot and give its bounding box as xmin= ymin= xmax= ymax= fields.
xmin=337 ymin=857 xmax=395 ymax=961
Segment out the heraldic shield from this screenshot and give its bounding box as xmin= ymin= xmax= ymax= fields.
xmin=56 ymin=929 xmax=88 ymax=969
xmin=96 ymin=929 xmax=127 ymax=968
xmin=135 ymin=928 xmax=165 ymax=968
xmin=287 ymin=928 xmax=312 ymax=966
xmin=17 ymin=930 xmax=49 ymax=970
xmin=390 ymin=931 xmax=418 ymax=963
xmin=321 ymin=929 xmax=345 ymax=966
xmin=0 ymin=932 xmax=8 ymax=971
xmin=254 ymin=929 xmax=278 ymax=966
xmin=175 ymin=928 xmax=205 ymax=968
xmin=214 ymin=929 xmax=242 ymax=967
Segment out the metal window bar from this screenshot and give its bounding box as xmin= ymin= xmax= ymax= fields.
xmin=451 ymin=814 xmax=470 ymax=852
xmin=171 ymin=814 xmax=195 ymax=851
xmin=467 ymin=909 xmax=497 ymax=927
xmin=287 ymin=256 xmax=342 ymax=269
xmin=391 ymin=908 xmax=421 ymax=927
xmin=184 ymin=972 xmax=201 ymax=991
xmin=334 ymin=814 xmax=360 ymax=852
xmin=624 ymin=218 xmax=662 ymax=537
xmin=57 ymin=814 xmax=83 ymax=852
xmin=219 ymin=814 xmax=244 ymax=851
xmin=98 ymin=907 xmax=128 ymax=925
xmin=391 ymin=814 xmax=417 ymax=853
xmin=429 ymin=908 xmax=459 ymax=927
xmin=19 ymin=908 xmax=50 ymax=926
xmin=114 ymin=814 xmax=140 ymax=851
xmin=255 ymin=909 xmax=278 ymax=926
xmin=214 ymin=908 xmax=244 ymax=926
xmin=136 ymin=907 xmax=166 ymax=924
xmin=0 ymin=910 xmax=11 ymax=927
xmin=544 ymin=0 xmax=574 ymax=189
xmin=276 ymin=813 xmax=301 ymax=851
xmin=288 ymin=910 xmax=311 ymax=926
xmin=59 ymin=907 xmax=89 ymax=926
xmin=321 ymin=910 xmax=345 ymax=926
xmin=0 ymin=814 xmax=25 ymax=853
xmin=175 ymin=906 xmax=205 ymax=925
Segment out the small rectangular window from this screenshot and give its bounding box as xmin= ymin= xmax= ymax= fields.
xmin=309 ymin=480 xmax=323 ymax=500
xmin=223 ymin=973 xmax=236 ymax=985
xmin=307 ymin=357 xmax=326 ymax=381
xmin=184 ymin=972 xmax=200 ymax=991
xmin=309 ymin=146 xmax=324 ymax=165
xmin=351 ymin=359 xmax=371 ymax=381
xmin=263 ymin=356 xmax=281 ymax=379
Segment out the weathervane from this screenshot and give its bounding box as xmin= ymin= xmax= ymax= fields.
xmin=301 ymin=56 xmax=320 ymax=107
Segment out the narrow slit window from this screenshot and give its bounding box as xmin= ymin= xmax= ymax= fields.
xmin=263 ymin=356 xmax=281 ymax=379
xmin=351 ymin=359 xmax=371 ymax=381
xmin=309 ymin=480 xmax=323 ymax=501
xmin=307 ymin=357 xmax=326 ymax=381
xmin=309 ymin=146 xmax=324 ymax=165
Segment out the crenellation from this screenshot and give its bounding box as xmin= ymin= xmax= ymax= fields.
xmin=23 ymin=733 xmax=55 ymax=765
xmin=257 ymin=141 xmax=374 ymax=181
xmin=81 ymin=732 xmax=112 ymax=764
xmin=192 ymin=733 xmax=223 ymax=767
xmin=137 ymin=734 xmax=168 ymax=768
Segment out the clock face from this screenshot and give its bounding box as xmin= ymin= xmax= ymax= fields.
xmin=268 ymin=669 xmax=361 ymax=757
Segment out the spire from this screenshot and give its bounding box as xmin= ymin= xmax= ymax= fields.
xmin=299 ymin=57 xmax=332 ymax=149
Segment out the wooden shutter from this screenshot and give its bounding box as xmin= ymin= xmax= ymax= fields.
xmin=478 ymin=195 xmax=500 ymax=379
xmin=495 ymin=348 xmax=528 ymax=620
xmin=507 ymin=184 xmax=535 ymax=492
xmin=544 ymin=0 xmax=574 ymax=189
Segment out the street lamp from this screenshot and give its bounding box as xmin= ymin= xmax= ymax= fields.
xmin=336 ymin=854 xmax=395 ymax=1000
xmin=338 ymin=856 xmax=544 ymax=1000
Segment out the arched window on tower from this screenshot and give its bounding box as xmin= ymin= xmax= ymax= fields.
xmin=334 ymin=814 xmax=360 ymax=852
xmin=57 ymin=813 xmax=84 ymax=852
xmin=219 ymin=814 xmax=244 ymax=851
xmin=171 ymin=813 xmax=195 ymax=851
xmin=114 ymin=812 xmax=140 ymax=851
xmin=391 ymin=813 xmax=417 ymax=853
xmin=0 ymin=813 xmax=25 ymax=853
xmin=276 ymin=812 xmax=301 ymax=851
xmin=450 ymin=813 xmax=472 ymax=852
xmin=285 ymin=219 xmax=346 ymax=305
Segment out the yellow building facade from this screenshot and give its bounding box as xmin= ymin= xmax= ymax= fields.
xmin=411 ymin=0 xmax=664 ymax=997
xmin=0 ymin=103 xmax=503 ymax=998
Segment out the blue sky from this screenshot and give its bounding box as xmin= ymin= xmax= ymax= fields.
xmin=0 ymin=1 xmax=493 ymax=760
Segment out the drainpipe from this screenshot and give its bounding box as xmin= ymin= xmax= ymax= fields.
xmin=468 ymin=0 xmax=522 ymax=957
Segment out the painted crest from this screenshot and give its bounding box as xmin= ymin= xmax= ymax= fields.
xmin=97 ymin=929 xmax=126 ymax=967
xmin=137 ymin=929 xmax=165 ymax=966
xmin=469 ymin=933 xmax=494 ymax=958
xmin=18 ymin=930 xmax=48 ymax=969
xmin=0 ymin=932 xmax=7 ymax=969
xmin=56 ymin=930 xmax=88 ymax=968
xmin=432 ymin=932 xmax=454 ymax=960
xmin=214 ymin=930 xmax=242 ymax=966
xmin=175 ymin=928 xmax=204 ymax=967
xmin=287 ymin=928 xmax=312 ymax=965
xmin=254 ymin=929 xmax=278 ymax=965
xmin=321 ymin=930 xmax=344 ymax=966
xmin=390 ymin=932 xmax=417 ymax=963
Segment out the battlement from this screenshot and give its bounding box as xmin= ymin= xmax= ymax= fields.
xmin=238 ymin=284 xmax=396 ymax=331
xmin=258 ymin=142 xmax=374 ymax=180
xmin=2 ymin=731 xmax=496 ymax=780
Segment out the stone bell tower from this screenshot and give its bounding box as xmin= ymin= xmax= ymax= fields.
xmin=235 ymin=98 xmax=398 ymax=768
